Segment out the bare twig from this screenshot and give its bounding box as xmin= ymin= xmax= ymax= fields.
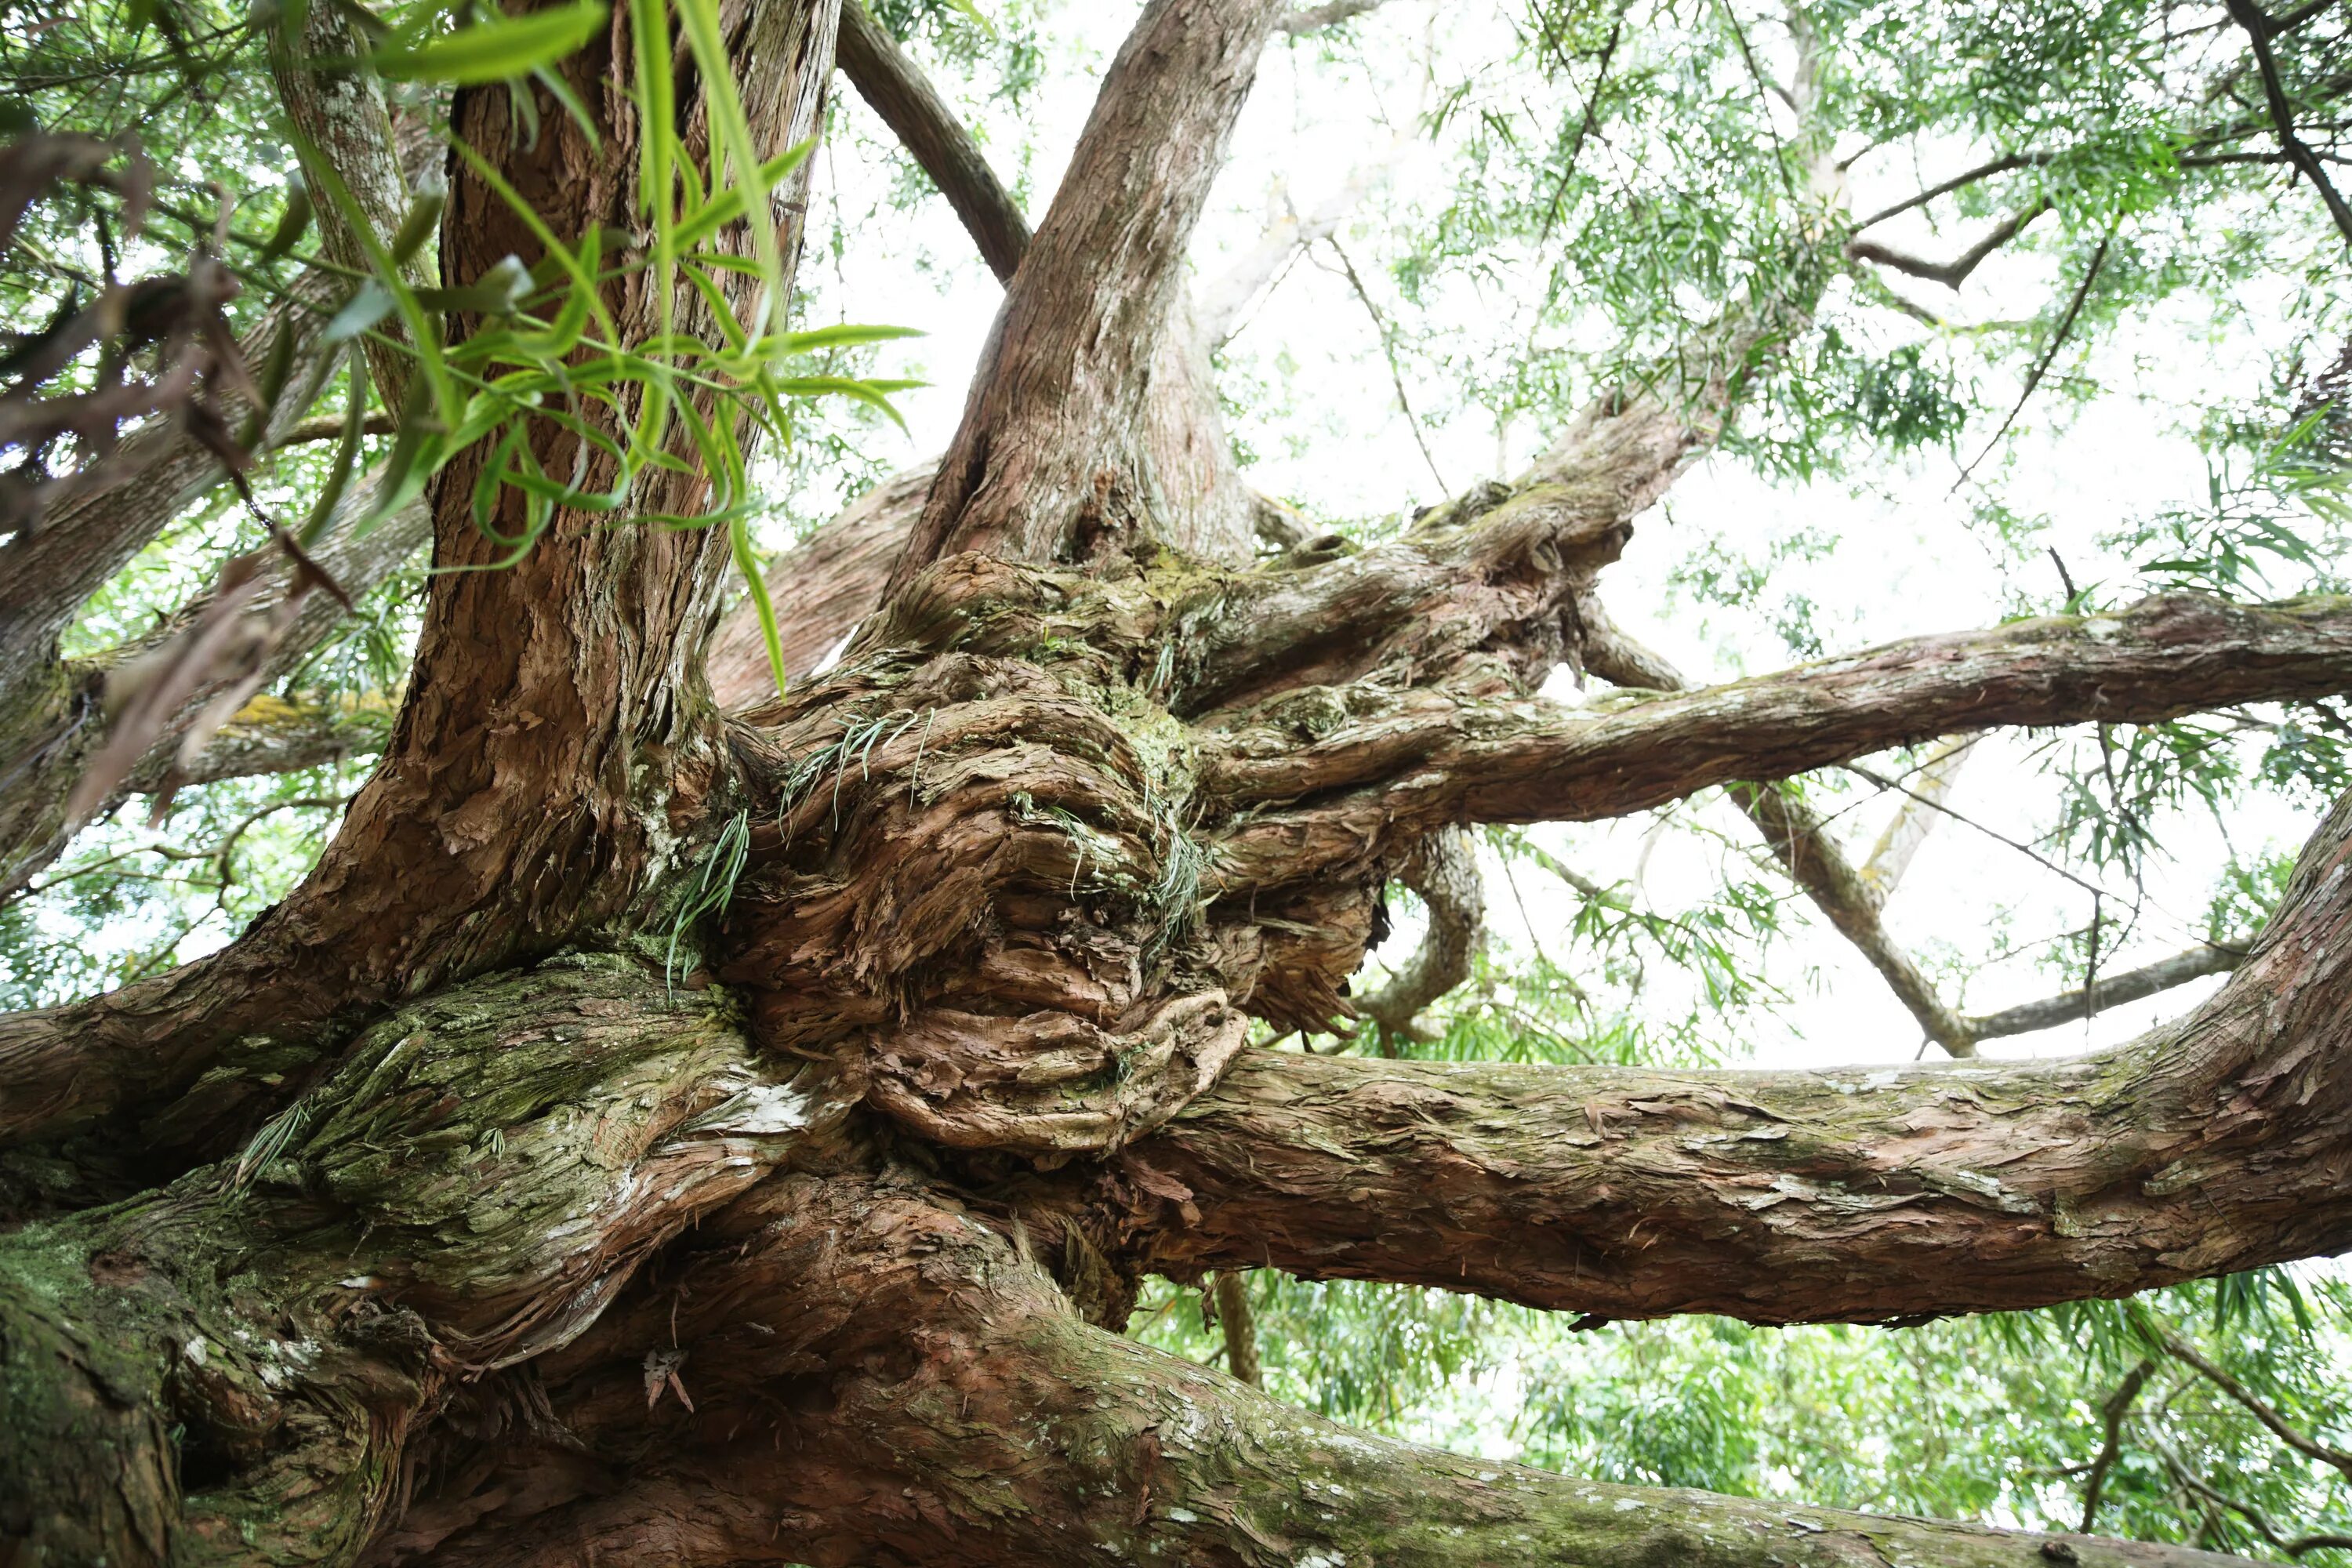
xmin=1535 ymin=2 xmax=1630 ymax=249
xmin=2156 ymin=1326 xmax=2352 ymax=1483
xmin=1846 ymin=201 xmax=2048 ymax=289
xmin=2081 ymin=1358 xmax=2155 ymax=1531
xmin=1853 ymin=153 xmax=2055 ymax=232
xmin=1324 ymin=237 xmax=1450 ymax=493
xmin=1951 ymin=234 xmax=2112 ymax=490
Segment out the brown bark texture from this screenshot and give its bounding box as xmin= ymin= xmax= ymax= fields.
xmin=7 ymin=1 xmax=2352 ymax=1565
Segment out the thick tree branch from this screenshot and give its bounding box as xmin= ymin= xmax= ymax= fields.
xmin=887 ymin=0 xmax=1287 ymax=586
xmin=707 ymin=463 xmax=936 ymax=706
xmin=835 ymin=1 xmax=1030 ymax=284
xmin=0 ymin=267 xmax=343 ymax=729
xmin=1091 ymin=785 xmax=2352 ymax=1326
xmin=1732 ymin=779 xmax=1978 ymax=1054
xmin=406 ymin=1174 xmax=2258 ymax=1568
xmin=1204 ymin=593 xmax=2352 ymax=885
xmin=125 ymin=688 xmax=397 ymax=791
xmin=1278 ymin=0 xmax=1403 ymax=31
xmin=0 ymin=0 xmax=844 ymax=1156
xmin=0 ymin=962 xmax=851 ymax=1565
xmin=1171 ymin=311 xmax=1788 ymax=715
xmin=0 ymin=488 xmax=428 ymax=898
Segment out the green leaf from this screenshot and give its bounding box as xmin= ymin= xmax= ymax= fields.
xmin=369 ymin=0 xmax=608 ymax=85
xmin=782 ymin=321 xmax=924 ymax=354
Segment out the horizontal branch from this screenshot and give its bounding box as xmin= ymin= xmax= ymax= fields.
xmin=0 ymin=960 xmax=854 ymax=1564
xmin=1965 ymin=941 xmax=2247 ymax=1041
xmin=1097 ymin=786 xmax=2352 ymax=1325
xmin=1204 ymin=593 xmax=2352 ymax=881
xmin=408 ymin=1174 xmax=2259 ymax=1568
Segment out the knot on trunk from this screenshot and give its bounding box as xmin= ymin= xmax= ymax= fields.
xmin=866 ymin=990 xmax=1249 ymax=1159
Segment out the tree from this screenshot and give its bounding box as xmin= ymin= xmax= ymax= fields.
xmin=2 ymin=0 xmax=2352 ymax=1560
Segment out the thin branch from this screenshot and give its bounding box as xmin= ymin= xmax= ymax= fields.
xmin=1581 ymin=618 xmax=1975 ymax=1055
xmin=2081 ymin=1358 xmax=2156 ymax=1532
xmin=835 ymin=0 xmax=1031 ymax=284
xmin=1324 ymin=237 xmax=1450 ymax=493
xmin=2156 ymin=1326 xmax=2352 ymax=1483
xmin=1535 ymin=2 xmax=1629 ymax=249
xmin=1731 ymin=779 xmax=1977 ymax=1054
xmin=1846 ymin=761 xmax=2115 ymax=902
xmin=1964 ymin=939 xmax=2248 ymax=1041
xmin=1853 ymin=153 xmax=2053 ymax=232
xmin=1357 ymin=826 xmax=1486 ymax=1045
xmin=1952 ymin=234 xmax=2112 ymax=491
xmin=1860 ymin=735 xmax=1976 ymax=898
xmin=1846 ymin=201 xmax=2049 ymax=290
xmin=2223 ymin=0 xmax=2352 ymax=244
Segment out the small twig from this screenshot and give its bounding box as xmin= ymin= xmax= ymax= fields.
xmin=1323 ymin=237 xmax=1450 ymax=494
xmin=1951 ymin=234 xmax=2111 ymax=492
xmin=1852 ymin=152 xmax=2054 ymax=232
xmin=2156 ymin=1327 xmax=2352 ymax=1483
xmin=1535 ymin=2 xmax=1629 ymax=249
xmin=1843 ymin=762 xmax=2117 ymax=901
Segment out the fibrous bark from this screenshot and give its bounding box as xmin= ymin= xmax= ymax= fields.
xmin=885 ymin=0 xmax=1284 ymax=583
xmin=1081 ymin=792 xmax=2352 ymax=1326
xmin=386 ymin=1173 xmax=2249 ymax=1568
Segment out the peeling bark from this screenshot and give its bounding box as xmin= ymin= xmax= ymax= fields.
xmin=0 ymin=958 xmax=851 ymax=1565
xmin=390 ymin=1175 xmax=2252 ymax=1568
xmin=9 ymin=4 xmax=2352 ymax=1564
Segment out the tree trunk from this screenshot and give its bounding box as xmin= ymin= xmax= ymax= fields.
xmin=8 ymin=1 xmax=2352 ymax=1563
